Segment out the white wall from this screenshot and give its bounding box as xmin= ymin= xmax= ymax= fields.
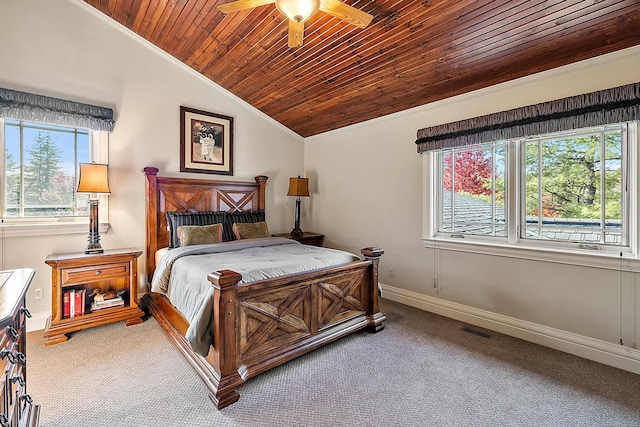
xmin=0 ymin=0 xmax=304 ymax=325
xmin=305 ymin=45 xmax=640 ymax=371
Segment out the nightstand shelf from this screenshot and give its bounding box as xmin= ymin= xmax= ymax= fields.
xmin=43 ymin=248 xmax=144 ymax=346
xmin=273 ymin=232 xmax=324 ymax=247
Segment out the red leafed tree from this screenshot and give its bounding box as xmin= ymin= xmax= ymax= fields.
xmin=443 ymin=151 xmax=492 ymax=195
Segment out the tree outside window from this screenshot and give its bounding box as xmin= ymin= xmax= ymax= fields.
xmin=3 ymin=120 xmax=90 ymax=217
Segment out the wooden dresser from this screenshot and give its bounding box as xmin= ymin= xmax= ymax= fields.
xmin=0 ymin=268 xmax=40 ymax=427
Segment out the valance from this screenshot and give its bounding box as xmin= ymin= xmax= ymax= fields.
xmin=0 ymin=87 xmax=114 ymax=132
xmin=415 ymin=82 xmax=640 ymax=153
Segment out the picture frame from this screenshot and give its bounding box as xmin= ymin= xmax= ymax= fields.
xmin=180 ymin=106 xmax=234 ymax=175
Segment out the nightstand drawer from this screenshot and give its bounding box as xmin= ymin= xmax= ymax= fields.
xmin=61 ymin=262 xmax=129 ymax=285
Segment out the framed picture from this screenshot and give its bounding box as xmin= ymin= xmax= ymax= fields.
xmin=180 ymin=106 xmax=234 ymax=175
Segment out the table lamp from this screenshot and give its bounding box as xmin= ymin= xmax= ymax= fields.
xmin=287 ymin=176 xmax=310 ymax=236
xmin=76 ymin=162 xmax=110 ymax=254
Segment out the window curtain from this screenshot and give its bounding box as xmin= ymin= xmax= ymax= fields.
xmin=0 ymin=87 xmax=114 ymax=132
xmin=415 ymin=82 xmax=640 ymax=153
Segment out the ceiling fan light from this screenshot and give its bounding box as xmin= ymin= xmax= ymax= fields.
xmin=276 ymin=0 xmax=320 ymax=22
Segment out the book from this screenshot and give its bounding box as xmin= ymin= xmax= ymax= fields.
xmin=91 ymin=299 xmax=124 ymax=311
xmin=69 ymin=289 xmax=75 ymax=318
xmin=74 ymin=289 xmax=86 ymax=316
xmin=63 ymin=291 xmax=70 ymax=318
xmin=93 ymin=296 xmax=123 ymax=306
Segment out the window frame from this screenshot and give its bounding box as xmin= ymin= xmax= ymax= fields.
xmin=423 ymin=121 xmax=640 ymax=270
xmin=0 ymin=118 xmax=110 ymax=236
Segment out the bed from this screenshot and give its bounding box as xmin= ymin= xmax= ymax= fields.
xmin=140 ymin=167 xmax=385 ymax=409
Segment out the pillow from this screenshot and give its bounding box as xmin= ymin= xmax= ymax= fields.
xmin=232 ymin=221 xmax=270 ymax=240
xmin=166 ymin=211 xmax=227 ymax=249
xmin=223 ymin=209 xmax=266 ymax=241
xmin=177 ymin=224 xmax=224 ymax=247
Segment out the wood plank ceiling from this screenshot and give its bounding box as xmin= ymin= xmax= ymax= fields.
xmin=85 ymin=0 xmax=640 ymax=137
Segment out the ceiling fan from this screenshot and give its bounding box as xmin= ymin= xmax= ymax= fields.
xmin=217 ymin=0 xmax=373 ymax=48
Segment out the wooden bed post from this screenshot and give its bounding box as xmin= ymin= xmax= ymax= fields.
xmin=361 ymin=247 xmax=386 ymax=333
xmin=143 ymin=167 xmax=159 ymax=284
xmin=255 ymin=175 xmax=268 ymax=210
xmin=207 ymin=269 xmax=244 ymax=409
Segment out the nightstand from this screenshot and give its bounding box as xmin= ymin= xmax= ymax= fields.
xmin=273 ymin=232 xmax=324 ymax=247
xmin=43 ymin=248 xmax=144 ymax=345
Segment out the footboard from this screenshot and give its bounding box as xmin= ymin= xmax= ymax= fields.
xmin=205 ymin=247 xmax=385 ymax=409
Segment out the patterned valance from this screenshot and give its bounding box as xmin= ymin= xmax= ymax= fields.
xmin=415 ymin=82 xmax=640 ymax=153
xmin=0 ymin=87 xmax=114 ymax=132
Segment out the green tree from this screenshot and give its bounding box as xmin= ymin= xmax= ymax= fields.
xmin=5 ymin=152 xmax=20 ymax=206
xmin=525 ymin=132 xmax=621 ymax=220
xmin=23 ymin=132 xmax=65 ymax=205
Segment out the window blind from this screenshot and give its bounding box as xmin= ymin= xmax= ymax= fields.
xmin=0 ymin=87 xmax=114 ymax=132
xmin=415 ymin=82 xmax=640 ymax=153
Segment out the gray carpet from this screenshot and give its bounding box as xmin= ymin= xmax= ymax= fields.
xmin=27 ymin=299 xmax=640 ymax=427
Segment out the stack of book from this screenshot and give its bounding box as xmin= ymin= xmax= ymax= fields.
xmin=90 ymin=295 xmax=124 ymax=311
xmin=63 ymin=289 xmax=86 ymax=318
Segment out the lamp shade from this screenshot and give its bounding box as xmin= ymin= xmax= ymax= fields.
xmin=275 ymin=0 xmax=320 ymax=22
xmin=287 ymin=176 xmax=310 ymax=197
xmin=76 ymin=162 xmax=111 ymax=194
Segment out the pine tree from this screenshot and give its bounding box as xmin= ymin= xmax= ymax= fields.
xmin=5 ymin=152 xmax=20 ymax=206
xmin=23 ymin=132 xmax=63 ymax=205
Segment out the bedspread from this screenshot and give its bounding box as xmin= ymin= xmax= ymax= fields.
xmin=151 ymin=237 xmax=360 ymax=356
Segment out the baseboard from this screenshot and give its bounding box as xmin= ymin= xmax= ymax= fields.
xmin=27 ymin=311 xmax=50 ymax=333
xmin=381 ymin=283 xmax=640 ymax=374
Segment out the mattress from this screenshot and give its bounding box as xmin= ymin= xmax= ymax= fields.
xmin=151 ymin=237 xmax=360 ymax=356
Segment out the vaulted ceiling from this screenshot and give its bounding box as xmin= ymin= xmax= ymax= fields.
xmin=84 ymin=0 xmax=640 ymax=137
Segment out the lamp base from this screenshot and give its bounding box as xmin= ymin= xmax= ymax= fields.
xmin=85 ymin=233 xmax=103 ymax=254
xmin=85 ymin=199 xmax=103 ymax=254
xmin=290 ymin=228 xmax=303 ymax=237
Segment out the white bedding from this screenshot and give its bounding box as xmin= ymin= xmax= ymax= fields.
xmin=151 ymin=237 xmax=360 ymax=356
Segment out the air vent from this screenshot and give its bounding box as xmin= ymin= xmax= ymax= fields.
xmin=461 ymin=326 xmax=492 ymax=339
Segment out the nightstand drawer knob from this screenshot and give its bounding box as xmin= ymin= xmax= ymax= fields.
xmin=95 ymin=270 xmax=102 ymax=275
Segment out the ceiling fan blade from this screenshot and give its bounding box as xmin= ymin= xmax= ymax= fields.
xmin=319 ymin=0 xmax=373 ymax=28
xmin=217 ymin=0 xmax=275 ymax=14
xmin=288 ymin=20 xmax=304 ymax=48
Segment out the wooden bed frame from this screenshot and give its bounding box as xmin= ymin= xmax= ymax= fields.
xmin=141 ymin=167 xmax=385 ymax=409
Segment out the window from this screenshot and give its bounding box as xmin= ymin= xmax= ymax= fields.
xmin=428 ymin=122 xmax=637 ymax=256
xmin=3 ymin=120 xmax=90 ymax=218
xmin=440 ymin=142 xmax=507 ymax=237
xmin=522 ymin=124 xmax=625 ymax=246
xmin=0 ymin=119 xmax=108 ymax=223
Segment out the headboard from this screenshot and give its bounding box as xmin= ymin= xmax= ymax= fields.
xmin=143 ymin=167 xmax=268 ymax=282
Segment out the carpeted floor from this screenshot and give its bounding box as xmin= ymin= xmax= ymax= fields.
xmin=27 ymin=299 xmax=640 ymax=427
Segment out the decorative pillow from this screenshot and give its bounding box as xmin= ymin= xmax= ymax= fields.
xmin=232 ymin=221 xmax=270 ymax=240
xmin=177 ymin=224 xmax=224 ymax=247
xmin=166 ymin=211 xmax=227 ymax=249
xmin=223 ymin=210 xmax=266 ymax=241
